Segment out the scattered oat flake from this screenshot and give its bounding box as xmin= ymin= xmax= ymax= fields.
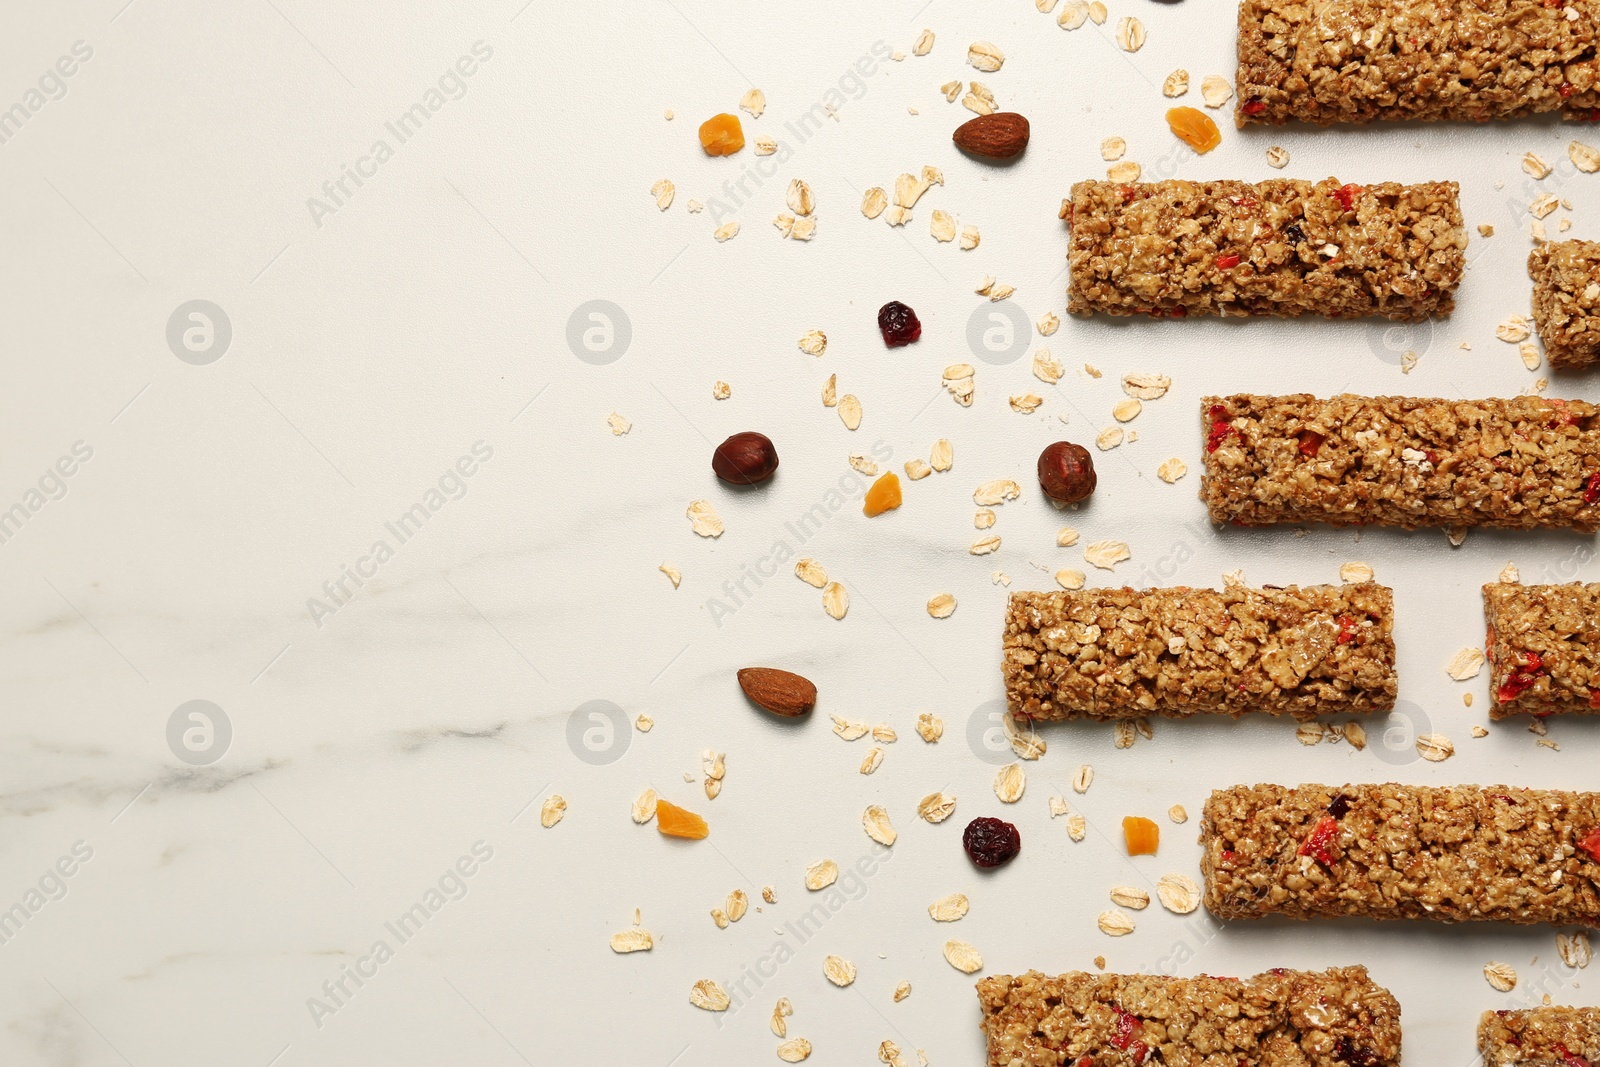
xmin=753 ymin=135 xmax=778 ymax=155
xmin=805 ymin=859 xmax=839 ymax=891
xmin=1558 ymin=931 xmax=1592 ymax=969
xmin=1163 ymin=69 xmax=1190 ymax=97
xmin=1168 ymin=804 xmax=1188 ymax=823
xmin=1500 ymin=562 xmax=1521 ymax=584
xmin=905 ymin=458 xmax=932 ymax=481
xmin=994 ymin=762 xmax=1026 ymax=803
xmin=798 ymin=329 xmax=827 ymax=356
xmin=968 ymin=41 xmax=1005 ymax=72
xmin=959 ymin=225 xmax=981 ymax=250
xmin=1296 ymin=722 xmax=1327 ymax=746
xmin=1057 ymin=526 xmax=1080 ymax=547
xmin=540 ymin=795 xmax=566 ymax=828
xmin=658 ymin=565 xmax=684 ymax=592
xmin=832 ymin=716 xmax=868 ymax=741
xmin=918 ymin=792 xmax=957 ymax=823
xmin=1417 ymin=733 xmax=1455 ymax=762
xmin=963 ymin=82 xmax=997 ymax=116
xmin=1447 ymin=647 xmax=1486 ymax=681
xmin=930 ymin=439 xmax=953 ymax=472
xmin=1484 ymin=962 xmax=1518 ymax=992
xmin=1340 ymin=561 xmax=1375 ymax=583
xmin=975 ymin=509 xmax=996 ymax=529
xmin=1571 ymin=140 xmax=1600 ymax=173
xmin=1113 ymin=398 xmax=1142 ymax=423
xmin=915 ymin=713 xmax=943 ymax=742
xmin=822 ymin=581 xmax=849 ymax=619
xmin=930 ymin=210 xmax=957 ymax=243
xmin=970 ymin=536 xmax=1002 ymax=555
xmin=1010 ymin=393 xmax=1044 ymax=414
xmin=1107 ymin=160 xmax=1142 ymax=182
xmin=913 ymin=28 xmax=935 ymax=55
xmin=821 ymin=374 xmax=836 ymax=407
xmin=1067 ymin=814 xmax=1087 ymax=841
xmin=863 ymin=805 xmax=897 ymax=846
xmin=1074 ymin=764 xmax=1094 ymax=793
xmin=1341 ymin=721 xmax=1367 ymax=750
xmin=1098 ymin=910 xmax=1136 ymax=936
xmin=687 ymin=499 xmax=724 ymax=538
xmin=893 ymin=981 xmax=912 ymax=1002
xmin=1200 ymin=75 xmax=1233 ymax=108
xmin=687 ymin=199 xmax=703 ymax=213
xmin=1096 ymin=426 xmax=1124 ymax=450
xmin=712 ymin=380 xmax=731 ymax=401
xmin=941 ymin=79 xmax=962 ymax=102
xmin=838 ymin=394 xmax=863 ymax=430
xmin=795 ymin=558 xmax=828 ymax=588
xmin=1123 ymin=373 xmax=1172 ymax=400
xmin=1116 ymin=16 xmax=1146 ymax=51
xmin=1055 ymin=568 xmax=1086 ymax=590
xmin=989 ymin=283 xmax=1016 ymax=302
xmin=607 ymin=412 xmax=632 ymax=436
xmin=631 ymin=788 xmax=658 ymax=824
xmin=1113 ymin=721 xmax=1137 ymax=749
xmin=635 ymin=714 xmax=653 ymax=732
xmin=1101 ymin=136 xmax=1127 ymax=161
xmin=862 ymin=187 xmax=889 ymax=219
xmin=1157 ymin=873 xmax=1200 ymax=914
xmin=1037 ymin=312 xmax=1060 ymax=337
xmin=1157 ymin=458 xmax=1187 ymax=484
xmin=824 ymin=955 xmax=857 ymax=987
xmin=1110 ymin=885 xmax=1150 ymax=910
xmin=929 ymin=892 xmax=970 ymax=922
xmin=1084 ymin=540 xmax=1131 ymax=570
xmin=927 ymin=593 xmax=957 ymax=618
xmin=1523 ymin=152 xmax=1553 ymax=179
xmin=1266 ymin=145 xmax=1290 ymax=168
xmin=691 ymin=979 xmax=730 ymax=1011
xmin=611 ymin=928 xmax=653 ymax=953
xmin=851 ymin=453 xmax=880 ymax=477
xmin=777 ymin=1038 xmax=812 ymax=1062
xmin=714 ymin=221 xmax=740 ymax=242
xmin=943 ymin=940 xmax=983 ymax=973
xmin=859 ymin=747 xmax=884 ymax=775
xmin=1059 ymin=1 xmax=1089 ymax=29
xmin=651 ymin=179 xmax=675 ymax=210
xmin=974 ymin=479 xmax=1021 ymax=506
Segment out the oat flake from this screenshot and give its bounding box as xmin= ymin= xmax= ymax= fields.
xmin=658 ymin=563 xmax=681 ymax=588
xmin=822 ymin=582 xmax=848 ymax=619
xmin=1163 ymin=69 xmax=1190 ymax=96
xmin=1484 ymin=962 xmax=1518 ymax=992
xmin=1157 ymin=873 xmax=1200 ymax=914
xmin=1101 ymin=136 xmax=1127 ymax=161
xmin=912 ymin=28 xmax=935 ymax=56
xmin=905 ymin=458 xmax=932 ymax=481
xmin=994 ymin=762 xmax=1026 ymax=803
xmin=1055 ymin=568 xmax=1086 ymax=590
xmin=1116 ymin=16 xmax=1145 ymax=51
xmin=1157 ymin=458 xmax=1187 ymax=484
xmin=1168 ymin=804 xmax=1188 ymax=823
xmin=740 ymin=88 xmax=766 ymax=118
xmin=1098 ymin=910 xmax=1135 ymax=936
xmin=930 ymin=439 xmax=953 ymax=471
xmin=1095 ymin=426 xmax=1124 ymax=450
xmin=1417 ymin=733 xmax=1454 ymax=762
xmin=1558 ymin=931 xmax=1592 ymax=969
xmin=1266 ymin=145 xmax=1290 ymax=168
xmin=1446 ymin=647 xmax=1486 ymax=681
xmin=968 ymin=41 xmax=1005 ymax=72
xmin=824 ymin=955 xmax=857 ymax=987
xmin=691 ymin=979 xmax=731 ymax=1011
xmin=611 ymin=928 xmax=653 ymax=953
xmin=1058 ymin=1 xmax=1089 ymax=29
xmin=927 ymin=593 xmax=957 ymax=618
xmin=540 ymin=795 xmax=566 ymax=828
xmin=1074 ymin=764 xmax=1094 ymax=793
xmin=795 ymin=558 xmax=828 ymax=587
xmin=970 ymin=536 xmax=1002 ymax=555
xmin=915 ymin=713 xmax=943 ymax=742
xmin=1201 ymin=75 xmax=1233 ymax=108
xmin=1084 ymin=540 xmax=1131 ymax=570
xmin=863 ymin=805 xmax=897 ymax=846
xmin=805 ymin=859 xmax=839 ymax=891
xmin=687 ymin=499 xmax=724 ymax=538
xmin=943 ymin=940 xmax=983 ymax=973
xmin=929 ymin=892 xmax=970 ymax=922
xmin=859 ymin=747 xmax=883 ymax=775
xmin=1109 ymin=886 xmax=1150 ymax=910
xmin=918 ymin=792 xmax=957 ymax=823
xmin=838 ymin=394 xmax=863 ymax=430
xmin=1107 ymin=160 xmax=1142 ymax=183
xmin=631 ymin=788 xmax=658 ymax=824
xmin=777 ymin=1038 xmax=812 ymax=1062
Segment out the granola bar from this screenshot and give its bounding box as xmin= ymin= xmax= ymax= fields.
xmin=1201 ymin=783 xmax=1600 ymax=924
xmin=1002 ymin=585 xmax=1397 ymax=722
xmin=1484 ymin=582 xmax=1600 ymax=718
xmin=1235 ymin=0 xmax=1600 ymax=127
xmin=1065 ymin=178 xmax=1465 ymax=322
xmin=1201 ymin=394 xmax=1600 ymax=532
xmin=976 ymin=967 xmax=1402 ymax=1067
xmin=1529 ymin=241 xmax=1600 ymax=370
xmin=1480 ymin=1006 xmax=1600 ymax=1066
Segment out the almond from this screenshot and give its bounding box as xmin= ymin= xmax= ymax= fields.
xmin=952 ymin=112 xmax=1030 ymax=160
xmin=736 ymin=667 xmax=816 ymax=717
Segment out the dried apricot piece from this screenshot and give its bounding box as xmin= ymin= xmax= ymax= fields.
xmin=1122 ymin=815 xmax=1159 ymax=856
xmin=698 ymin=112 xmax=745 ymax=156
xmin=656 ymin=799 xmax=709 ymax=839
xmin=1165 ymin=106 xmax=1220 ymax=153
xmin=863 ymin=472 xmax=902 ymax=517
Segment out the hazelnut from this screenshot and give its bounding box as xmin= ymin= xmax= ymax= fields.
xmin=712 ymin=431 xmax=779 ymax=485
xmin=1037 ymin=441 xmax=1096 ymax=504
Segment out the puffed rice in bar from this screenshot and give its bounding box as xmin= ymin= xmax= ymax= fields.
xmin=1200 ymin=394 xmax=1600 ymax=532
xmin=1529 ymin=241 xmax=1600 ymax=370
xmin=1201 ymin=783 xmax=1600 ymax=924
xmin=1235 ymin=0 xmax=1600 ymax=127
xmin=1480 ymin=1006 xmax=1600 ymax=1067
xmin=1065 ymin=178 xmax=1465 ymax=322
xmin=1002 ymin=586 xmax=1397 ymax=722
xmin=1484 ymin=582 xmax=1600 ymax=719
xmin=976 ymin=967 xmax=1402 ymax=1067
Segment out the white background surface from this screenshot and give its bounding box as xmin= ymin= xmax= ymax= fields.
xmin=2 ymin=1 xmax=1598 ymax=1064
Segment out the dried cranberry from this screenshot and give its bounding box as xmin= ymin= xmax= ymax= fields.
xmin=1554 ymin=1045 xmax=1592 ymax=1067
xmin=1562 ymin=82 xmax=1577 ymax=99
xmin=1242 ymin=99 xmax=1267 ymax=116
xmin=1335 ymin=614 xmax=1359 ymax=645
xmin=1579 ymin=828 xmax=1600 ymax=864
xmin=1206 ymin=404 xmax=1239 ymax=453
xmin=1498 ymin=651 xmax=1545 ymax=703
xmin=1335 ymin=1038 xmax=1383 ymax=1067
xmin=962 ymin=816 xmax=1021 ymax=868
xmin=1109 ymin=1007 xmax=1146 ymax=1060
xmin=1216 ymin=253 xmax=1241 ymax=269
xmin=877 ymin=301 xmax=921 ymax=347
xmin=1297 ymin=815 xmax=1339 ymax=866
xmin=1327 ymin=794 xmax=1353 ymax=819
xmin=1585 ymin=472 xmax=1600 ymax=504
xmin=1298 ymin=429 xmax=1326 ymax=457
xmin=1332 ymin=183 xmax=1364 ymax=212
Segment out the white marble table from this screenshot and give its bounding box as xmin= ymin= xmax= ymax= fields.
xmin=2 ymin=1 xmax=1596 ymax=1064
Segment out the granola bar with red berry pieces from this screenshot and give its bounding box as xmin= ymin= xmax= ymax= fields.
xmin=1530 ymin=241 xmax=1600 ymax=370
xmin=976 ymin=967 xmax=1402 ymax=1067
xmin=1480 ymin=1006 xmax=1600 ymax=1067
xmin=1235 ymin=0 xmax=1600 ymax=127
xmin=1202 ymin=783 xmax=1600 ymax=924
xmin=1201 ymin=394 xmax=1600 ymax=532
xmin=1484 ymin=583 xmax=1600 ymax=719
xmin=1065 ymin=178 xmax=1464 ymax=322
xmin=1002 ymin=585 xmax=1397 ymax=722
